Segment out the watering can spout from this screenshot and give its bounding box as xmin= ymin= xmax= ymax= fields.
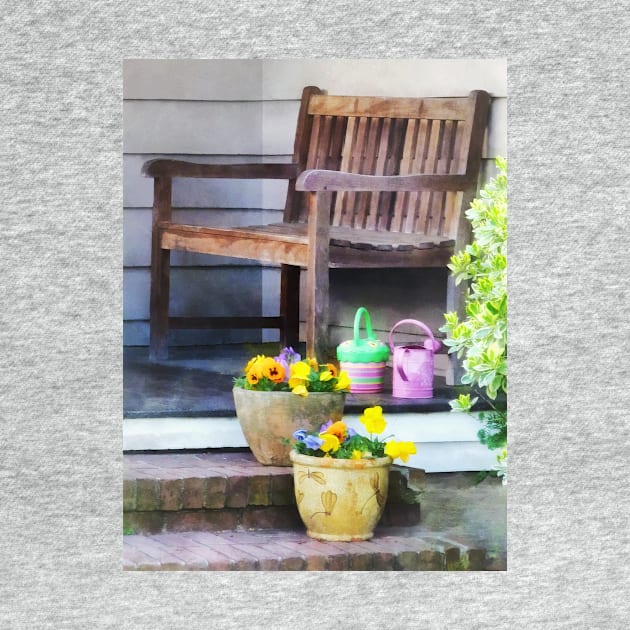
xmin=424 ymin=338 xmax=442 ymax=352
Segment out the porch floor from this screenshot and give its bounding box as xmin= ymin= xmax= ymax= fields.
xmin=123 ymin=343 xmax=463 ymax=419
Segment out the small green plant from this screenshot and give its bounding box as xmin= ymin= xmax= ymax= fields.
xmin=123 ymin=526 xmax=135 ymax=536
xmin=440 ymin=157 xmax=507 ymax=476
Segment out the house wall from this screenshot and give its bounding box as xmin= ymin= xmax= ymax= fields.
xmin=123 ymin=59 xmax=507 ymax=366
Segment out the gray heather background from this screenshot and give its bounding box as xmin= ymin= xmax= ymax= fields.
xmin=1 ymin=1 xmax=628 ymax=628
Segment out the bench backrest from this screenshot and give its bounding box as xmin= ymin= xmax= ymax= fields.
xmin=284 ymin=87 xmax=490 ymax=239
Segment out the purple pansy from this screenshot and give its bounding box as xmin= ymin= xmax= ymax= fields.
xmin=319 ymin=419 xmax=333 ymax=433
xmin=292 ymin=429 xmax=307 ymax=442
xmin=275 ymin=346 xmax=301 ymax=366
xmin=304 ymin=435 xmax=324 ymax=450
xmin=274 ymin=347 xmax=302 ymax=382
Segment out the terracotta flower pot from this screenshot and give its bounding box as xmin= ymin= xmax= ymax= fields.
xmin=290 ymin=451 xmax=392 ymax=541
xmin=232 ymin=388 xmax=346 ymax=466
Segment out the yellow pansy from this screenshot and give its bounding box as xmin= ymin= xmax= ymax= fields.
xmin=384 ymin=441 xmax=399 ymax=459
xmin=306 ymin=357 xmax=319 ymax=370
xmin=246 ymin=369 xmax=261 ymax=386
xmin=350 ymin=450 xmax=363 ymax=460
xmin=290 ymin=361 xmax=312 ymax=380
xmin=325 ymin=363 xmax=338 ymax=378
xmin=244 ymin=355 xmax=265 ymax=374
xmin=246 ymin=357 xmax=265 ymax=386
xmin=260 ymin=358 xmax=285 ymax=383
xmin=288 ymin=362 xmax=312 ymax=389
xmin=360 ymin=406 xmax=386 ymax=434
xmin=333 ymin=370 xmax=351 ymax=391
xmin=324 ymin=421 xmax=347 ymax=442
xmin=318 ymin=433 xmax=340 ymax=453
xmin=319 ymin=370 xmax=333 ymax=382
xmin=291 ymin=384 xmax=308 ymax=397
xmin=384 ymin=441 xmax=417 ymax=463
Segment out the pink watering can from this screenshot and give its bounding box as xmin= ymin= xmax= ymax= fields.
xmin=389 ymin=319 xmax=441 ymax=399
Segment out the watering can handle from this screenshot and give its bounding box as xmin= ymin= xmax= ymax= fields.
xmin=398 ymin=348 xmax=412 ymax=382
xmin=353 ymin=307 xmax=376 ymax=343
xmin=389 ymin=319 xmax=437 ymax=354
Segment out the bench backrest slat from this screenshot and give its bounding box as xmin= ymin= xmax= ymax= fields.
xmin=285 ymin=88 xmax=489 ymax=239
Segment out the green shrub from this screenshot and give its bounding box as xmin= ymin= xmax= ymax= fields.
xmin=440 ymin=157 xmax=507 ymax=462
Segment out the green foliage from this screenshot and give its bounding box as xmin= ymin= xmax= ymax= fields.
xmin=233 ymin=375 xmax=286 ymax=391
xmin=294 ymin=432 xmax=387 ymax=459
xmin=440 ymin=157 xmax=507 ymax=456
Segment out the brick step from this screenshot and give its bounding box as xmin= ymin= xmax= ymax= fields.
xmin=124 ymin=451 xmax=421 ymax=534
xmin=122 ymin=528 xmax=489 ymax=571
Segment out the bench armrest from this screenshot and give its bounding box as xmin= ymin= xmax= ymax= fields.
xmin=296 ymin=169 xmax=474 ymax=192
xmin=142 ymin=159 xmax=299 ymax=180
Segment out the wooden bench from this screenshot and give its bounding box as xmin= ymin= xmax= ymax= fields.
xmin=143 ymin=86 xmax=490 ymax=381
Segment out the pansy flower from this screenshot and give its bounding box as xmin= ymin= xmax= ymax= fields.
xmin=360 ymin=406 xmax=386 ymax=434
xmin=291 ymin=384 xmax=308 ymax=397
xmin=319 ymin=419 xmax=333 ymax=433
xmin=288 ymin=361 xmax=312 ymax=388
xmin=244 ymin=355 xmax=265 ymax=374
xmin=319 ymin=433 xmax=340 ymax=453
xmin=324 ymin=420 xmax=347 ymax=442
xmin=333 ymin=370 xmax=351 ymax=391
xmin=260 ymin=358 xmax=285 ymax=383
xmin=274 ymin=347 xmax=301 ymax=380
xmin=304 ymin=434 xmax=324 ymax=450
xmin=246 ymin=369 xmax=261 ymax=386
xmin=384 ymin=441 xmax=417 ymax=463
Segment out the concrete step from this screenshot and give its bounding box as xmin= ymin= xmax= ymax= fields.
xmin=123 ymin=451 xmax=421 ymax=534
xmin=122 ymin=528 xmax=490 ymax=571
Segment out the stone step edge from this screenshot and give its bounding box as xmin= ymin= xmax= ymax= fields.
xmin=123 ymin=529 xmax=495 ymax=571
xmin=123 ymin=501 xmax=420 ymax=534
xmin=123 ymin=465 xmax=420 ymax=513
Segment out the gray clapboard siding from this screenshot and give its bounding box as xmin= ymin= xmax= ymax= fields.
xmin=123 ymin=101 xmax=264 ymax=154
xmin=261 ymin=265 xmax=448 ymax=332
xmin=124 ymin=98 xmax=507 ymax=158
xmin=124 ymin=59 xmax=507 ymax=101
xmin=263 ymin=59 xmax=507 ymax=100
xmin=123 ymin=59 xmax=263 ymax=101
xmin=123 ymin=267 xmax=262 ymax=320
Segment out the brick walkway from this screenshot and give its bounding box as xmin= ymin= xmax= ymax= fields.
xmin=123 ymin=529 xmax=488 ymax=571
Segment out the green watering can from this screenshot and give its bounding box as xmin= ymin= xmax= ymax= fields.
xmin=336 ymin=307 xmax=390 ymax=394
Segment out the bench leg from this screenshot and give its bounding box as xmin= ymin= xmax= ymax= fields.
xmin=149 ymin=177 xmax=172 ymax=361
xmin=149 ymin=245 xmax=170 ymax=361
xmin=305 ymin=191 xmax=332 ymax=361
xmin=280 ymin=264 xmax=300 ymax=350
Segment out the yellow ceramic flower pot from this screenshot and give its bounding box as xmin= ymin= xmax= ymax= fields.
xmin=233 ymin=388 xmax=345 ymax=466
xmin=290 ymin=451 xmax=392 ymax=541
